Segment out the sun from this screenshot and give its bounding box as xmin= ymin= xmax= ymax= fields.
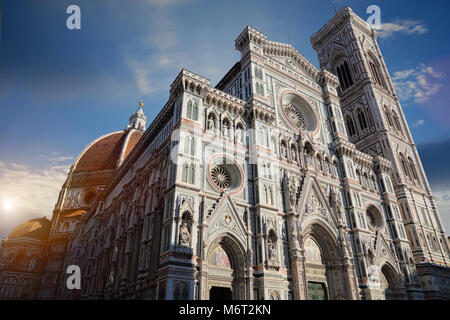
xmin=2 ymin=198 xmax=15 ymax=213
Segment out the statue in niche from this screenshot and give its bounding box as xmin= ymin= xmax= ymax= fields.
xmin=288 ymin=175 xmax=298 ymax=210
xmin=281 ymin=143 xmax=287 ymax=158
xmin=223 ymin=122 xmax=229 ymax=138
xmin=291 ymin=147 xmax=297 ymax=162
xmin=267 ymin=230 xmax=279 ymax=267
xmin=179 ymin=223 xmax=191 ymax=246
xmin=208 ymin=116 xmax=215 ymax=131
xmin=236 ymin=126 xmax=243 ymax=143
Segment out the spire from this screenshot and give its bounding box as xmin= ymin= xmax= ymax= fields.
xmin=127 ymin=100 xmax=147 ymax=131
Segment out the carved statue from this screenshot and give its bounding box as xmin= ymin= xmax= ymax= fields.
xmin=236 ymin=127 xmax=242 ymax=143
xmin=208 ymin=117 xmax=215 ymax=131
xmin=268 ymin=240 xmax=278 ymax=261
xmin=223 ymin=122 xmax=229 ymax=138
xmin=291 ymin=147 xmax=297 ymax=161
xmin=179 ymin=223 xmax=191 ymax=246
xmin=281 ymin=143 xmax=287 ymax=158
xmin=288 ymin=176 xmax=298 ymax=210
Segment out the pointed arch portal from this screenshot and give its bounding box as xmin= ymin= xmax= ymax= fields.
xmin=303 ymin=223 xmax=348 ymax=300
xmin=205 ymin=235 xmax=248 ymax=300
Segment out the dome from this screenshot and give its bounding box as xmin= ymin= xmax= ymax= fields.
xmin=73 ymin=130 xmax=144 ymax=173
xmin=8 ymin=217 xmax=51 ymax=241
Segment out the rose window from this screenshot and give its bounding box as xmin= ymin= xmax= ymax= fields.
xmin=210 ymin=165 xmax=232 ymax=190
xmin=282 ymin=103 xmax=305 ymax=130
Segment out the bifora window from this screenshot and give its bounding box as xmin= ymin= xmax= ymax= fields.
xmin=336 ymin=60 xmax=354 ymax=91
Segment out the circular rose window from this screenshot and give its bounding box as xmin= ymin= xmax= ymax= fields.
xmin=280 ymin=92 xmax=318 ymax=132
xmin=282 ymin=103 xmax=305 ymax=130
xmin=208 ymin=156 xmax=244 ymax=193
xmin=211 ymin=165 xmax=232 ymax=190
xmin=366 ymin=205 xmax=384 ymax=231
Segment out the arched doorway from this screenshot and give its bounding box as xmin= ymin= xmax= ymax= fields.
xmin=303 ymin=223 xmax=347 ymax=300
xmin=380 ymin=264 xmax=404 ymax=300
xmin=206 ymin=236 xmax=247 ymax=300
xmin=304 ymin=238 xmax=329 ymax=300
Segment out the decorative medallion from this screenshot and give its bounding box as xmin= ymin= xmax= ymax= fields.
xmin=223 ymin=215 xmax=232 ymax=226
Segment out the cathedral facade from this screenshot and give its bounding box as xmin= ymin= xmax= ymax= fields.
xmin=1 ymin=7 xmax=449 ymax=300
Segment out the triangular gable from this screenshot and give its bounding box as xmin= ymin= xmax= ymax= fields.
xmin=375 ymin=233 xmax=400 ymax=270
xmin=298 ymin=176 xmax=338 ymax=235
xmin=207 ymin=193 xmax=247 ymax=245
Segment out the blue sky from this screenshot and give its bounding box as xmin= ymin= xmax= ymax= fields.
xmin=1 ymin=0 xmax=450 ymax=238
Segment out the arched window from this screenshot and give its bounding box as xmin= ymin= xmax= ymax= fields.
xmin=384 ymin=106 xmax=393 ymax=127
xmin=90 ymin=245 xmax=96 ymax=258
xmin=367 ymin=54 xmax=386 ymax=88
xmin=182 ymin=162 xmax=189 ymax=183
xmin=61 ymin=222 xmax=69 ymax=233
xmin=408 ymin=158 xmax=419 ymax=183
xmin=357 ymin=109 xmax=368 ymax=130
xmin=186 ymin=101 xmax=193 ymax=119
xmin=28 ymin=256 xmax=37 ymax=272
xmin=192 ymin=102 xmax=198 ymax=121
xmin=190 ymin=137 xmax=195 ymax=156
xmin=336 ymin=60 xmax=354 ymax=90
xmin=189 ymin=164 xmax=195 ymax=184
xmin=399 ymin=153 xmax=410 ymax=179
xmin=184 ymin=136 xmax=190 ymax=154
xmin=393 ymin=113 xmax=403 ymax=134
xmin=346 ymin=116 xmax=356 ymax=136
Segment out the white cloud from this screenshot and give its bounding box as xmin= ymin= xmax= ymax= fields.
xmin=392 ymin=64 xmax=444 ymax=103
xmin=413 ymin=120 xmax=425 ymax=128
xmin=378 ymin=19 xmax=428 ymax=39
xmin=126 ymin=53 xmax=187 ymax=95
xmin=0 ymin=157 xmax=72 ymax=239
xmin=49 ymin=155 xmax=74 ymax=163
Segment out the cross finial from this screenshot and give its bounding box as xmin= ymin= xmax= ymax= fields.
xmin=139 ymin=100 xmax=144 ymax=108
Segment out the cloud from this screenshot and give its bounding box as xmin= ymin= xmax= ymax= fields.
xmin=392 ymin=64 xmax=444 ymax=103
xmin=412 ymin=120 xmax=425 ymax=128
xmin=0 ymin=156 xmax=72 ymax=239
xmin=126 ymin=53 xmax=187 ymax=95
xmin=378 ymin=19 xmax=428 ymax=39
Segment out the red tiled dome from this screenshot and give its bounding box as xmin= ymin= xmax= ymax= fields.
xmin=73 ymin=130 xmax=144 ymax=173
xmin=8 ymin=217 xmax=51 ymax=241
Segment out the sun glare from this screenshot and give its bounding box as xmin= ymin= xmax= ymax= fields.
xmin=2 ymin=198 xmax=15 ymax=213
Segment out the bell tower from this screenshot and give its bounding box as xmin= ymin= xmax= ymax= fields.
xmin=311 ymin=7 xmax=449 ymax=274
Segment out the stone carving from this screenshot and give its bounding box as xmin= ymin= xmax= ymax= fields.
xmin=288 ymin=175 xmax=299 ymax=211
xmin=281 ymin=142 xmax=287 ymax=158
xmin=291 ymin=146 xmax=297 ymax=162
xmin=208 ymin=116 xmax=215 ymax=131
xmin=223 ymin=121 xmax=229 ymax=138
xmin=267 ymin=229 xmax=279 ymax=270
xmin=236 ymin=126 xmax=243 ymax=143
xmin=306 ymin=190 xmax=325 ymax=216
xmin=179 ymin=223 xmax=191 ymax=246
xmin=282 ymin=103 xmax=305 ymax=130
